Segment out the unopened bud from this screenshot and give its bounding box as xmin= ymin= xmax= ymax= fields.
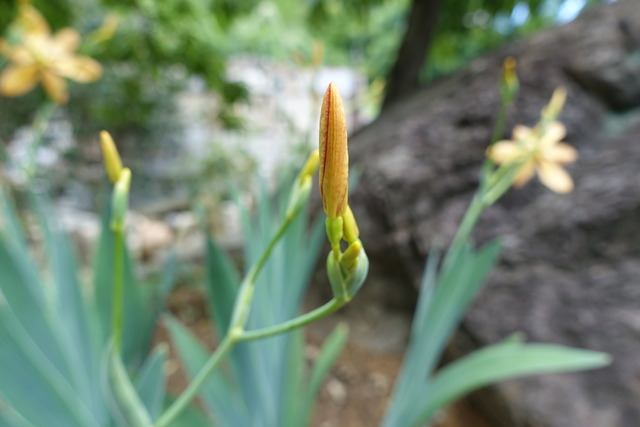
xmin=339 ymin=240 xmax=361 ymax=272
xmin=319 ymin=82 xmax=349 ymax=219
xmin=298 ymin=149 xmax=319 ymax=185
xmin=326 ymin=244 xmax=369 ymax=301
xmin=100 ymin=131 xmax=123 ymax=184
xmin=110 ymin=167 xmax=131 ymax=231
xmin=342 ymin=205 xmax=359 ymax=243
xmin=500 ymin=57 xmax=519 ymax=102
xmin=541 ymin=87 xmax=567 ymax=122
xmin=285 ymin=175 xmax=312 ymax=218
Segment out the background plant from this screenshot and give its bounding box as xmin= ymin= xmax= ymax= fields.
xmin=0 ymin=184 xmax=175 ymax=426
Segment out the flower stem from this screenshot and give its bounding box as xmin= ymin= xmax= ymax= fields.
xmin=153 ymin=333 xmax=236 ymax=427
xmin=238 ymin=298 xmax=345 ymax=341
xmin=112 ymin=227 xmax=125 ymax=352
xmin=155 ymin=206 xmax=300 ymax=426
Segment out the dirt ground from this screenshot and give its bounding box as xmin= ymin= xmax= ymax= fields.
xmin=159 ymin=285 xmax=490 ymax=427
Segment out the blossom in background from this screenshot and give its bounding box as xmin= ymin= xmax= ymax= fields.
xmin=0 ymin=4 xmax=102 ymax=104
xmin=319 ymin=82 xmax=349 ymax=219
xmin=487 ymin=120 xmax=578 ymax=193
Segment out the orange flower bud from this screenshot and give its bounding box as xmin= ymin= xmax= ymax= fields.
xmin=319 ymin=82 xmax=349 ymax=219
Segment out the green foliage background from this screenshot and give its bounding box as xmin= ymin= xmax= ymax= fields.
xmin=0 ymin=0 xmax=605 ymax=140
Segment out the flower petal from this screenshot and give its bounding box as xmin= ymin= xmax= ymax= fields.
xmin=5 ymin=44 xmax=35 ymax=65
xmin=513 ymin=160 xmax=536 ymax=188
xmin=487 ymin=141 xmax=522 ymax=164
xmin=54 ymin=56 xmax=103 ymax=83
xmin=41 ymin=71 xmax=68 ymax=104
xmin=18 ymin=4 xmax=51 ymax=36
xmin=512 ymin=125 xmax=532 ymax=141
xmin=537 ymin=161 xmax=574 ymax=194
xmin=545 ymin=142 xmax=578 ymax=164
xmin=0 ymin=65 xmax=40 ymax=97
xmin=53 ymin=28 xmax=81 ymax=53
xmin=540 ymin=121 xmax=566 ymax=147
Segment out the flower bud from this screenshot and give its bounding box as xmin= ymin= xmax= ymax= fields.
xmin=110 ymin=167 xmax=131 ymax=232
xmin=319 ymin=82 xmax=348 ymax=219
xmin=500 ymin=57 xmax=519 ymax=102
xmin=297 ymin=149 xmax=319 ymax=185
xmin=541 ymin=87 xmax=567 ymax=122
xmin=326 ymin=244 xmax=369 ymax=301
xmin=100 ymin=131 xmax=123 ymax=184
xmin=339 ymin=240 xmax=361 ymax=272
xmin=342 ymin=205 xmax=359 ymax=243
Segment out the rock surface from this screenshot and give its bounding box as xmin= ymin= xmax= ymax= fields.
xmin=348 ymin=1 xmax=640 ymax=426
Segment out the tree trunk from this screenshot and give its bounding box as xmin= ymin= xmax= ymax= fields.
xmin=381 ymin=0 xmax=442 ymax=111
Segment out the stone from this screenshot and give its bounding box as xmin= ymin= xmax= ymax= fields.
xmin=347 ymin=0 xmax=640 ymax=425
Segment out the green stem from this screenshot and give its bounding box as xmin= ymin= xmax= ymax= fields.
xmin=112 ymin=228 xmax=124 ymax=352
xmin=238 ymin=298 xmax=345 ymax=341
xmin=228 ymin=211 xmax=295 ymax=329
xmin=489 ymin=97 xmax=509 ymax=147
xmin=446 ymin=162 xmax=516 ymax=264
xmin=155 ymin=208 xmax=301 ymax=426
xmin=153 ymin=333 xmax=236 ymax=427
xmin=25 ymin=101 xmax=57 ymax=181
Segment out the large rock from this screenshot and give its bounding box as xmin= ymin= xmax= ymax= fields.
xmin=348 ymin=1 xmax=640 ymax=425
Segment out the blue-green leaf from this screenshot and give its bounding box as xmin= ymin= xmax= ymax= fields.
xmin=413 ymin=341 xmax=611 ymax=425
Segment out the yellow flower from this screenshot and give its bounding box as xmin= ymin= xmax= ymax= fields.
xmin=319 ymin=82 xmax=349 ymax=219
xmin=0 ymin=4 xmax=102 ymax=104
xmin=487 ymin=121 xmax=578 ymax=194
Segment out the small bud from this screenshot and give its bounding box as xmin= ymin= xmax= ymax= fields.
xmin=319 ymin=82 xmax=349 ymax=219
xmin=326 ymin=245 xmax=369 ymax=301
xmin=500 ymin=57 xmax=519 ymax=102
xmin=541 ymin=87 xmax=567 ymax=122
xmin=339 ymin=240 xmax=361 ymax=272
xmin=89 ymin=12 xmax=119 ymax=44
xmin=298 ymin=149 xmax=319 ymax=185
xmin=285 ymin=175 xmax=312 ymax=218
xmin=342 ymin=205 xmax=359 ymax=243
xmin=110 ymin=167 xmax=131 ymax=231
xmin=100 ymin=131 xmax=123 ymax=184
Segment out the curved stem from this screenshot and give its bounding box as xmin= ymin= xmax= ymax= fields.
xmin=238 ymin=298 xmax=345 ymax=342
xmin=153 ymin=333 xmax=236 ymax=427
xmin=155 ymin=207 xmax=302 ymax=426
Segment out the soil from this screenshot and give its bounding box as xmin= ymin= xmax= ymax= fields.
xmin=158 ymin=285 xmax=490 ymax=427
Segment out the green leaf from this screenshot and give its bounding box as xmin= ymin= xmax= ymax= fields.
xmin=413 ymin=341 xmax=611 ymax=425
xmin=28 ymin=193 xmax=102 ymax=419
xmin=0 ymin=308 xmax=99 ymax=427
xmin=280 ymin=329 xmax=305 ymax=427
xmin=301 ymin=323 xmax=349 ymax=423
xmin=204 ymin=236 xmax=240 ymax=338
xmin=135 ymin=344 xmax=169 ymax=420
xmin=0 ymin=238 xmax=72 ymax=385
xmin=0 ymin=400 xmax=35 ymax=427
xmin=105 ymin=342 xmax=153 ymax=427
xmin=383 ymin=240 xmax=502 ymax=427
